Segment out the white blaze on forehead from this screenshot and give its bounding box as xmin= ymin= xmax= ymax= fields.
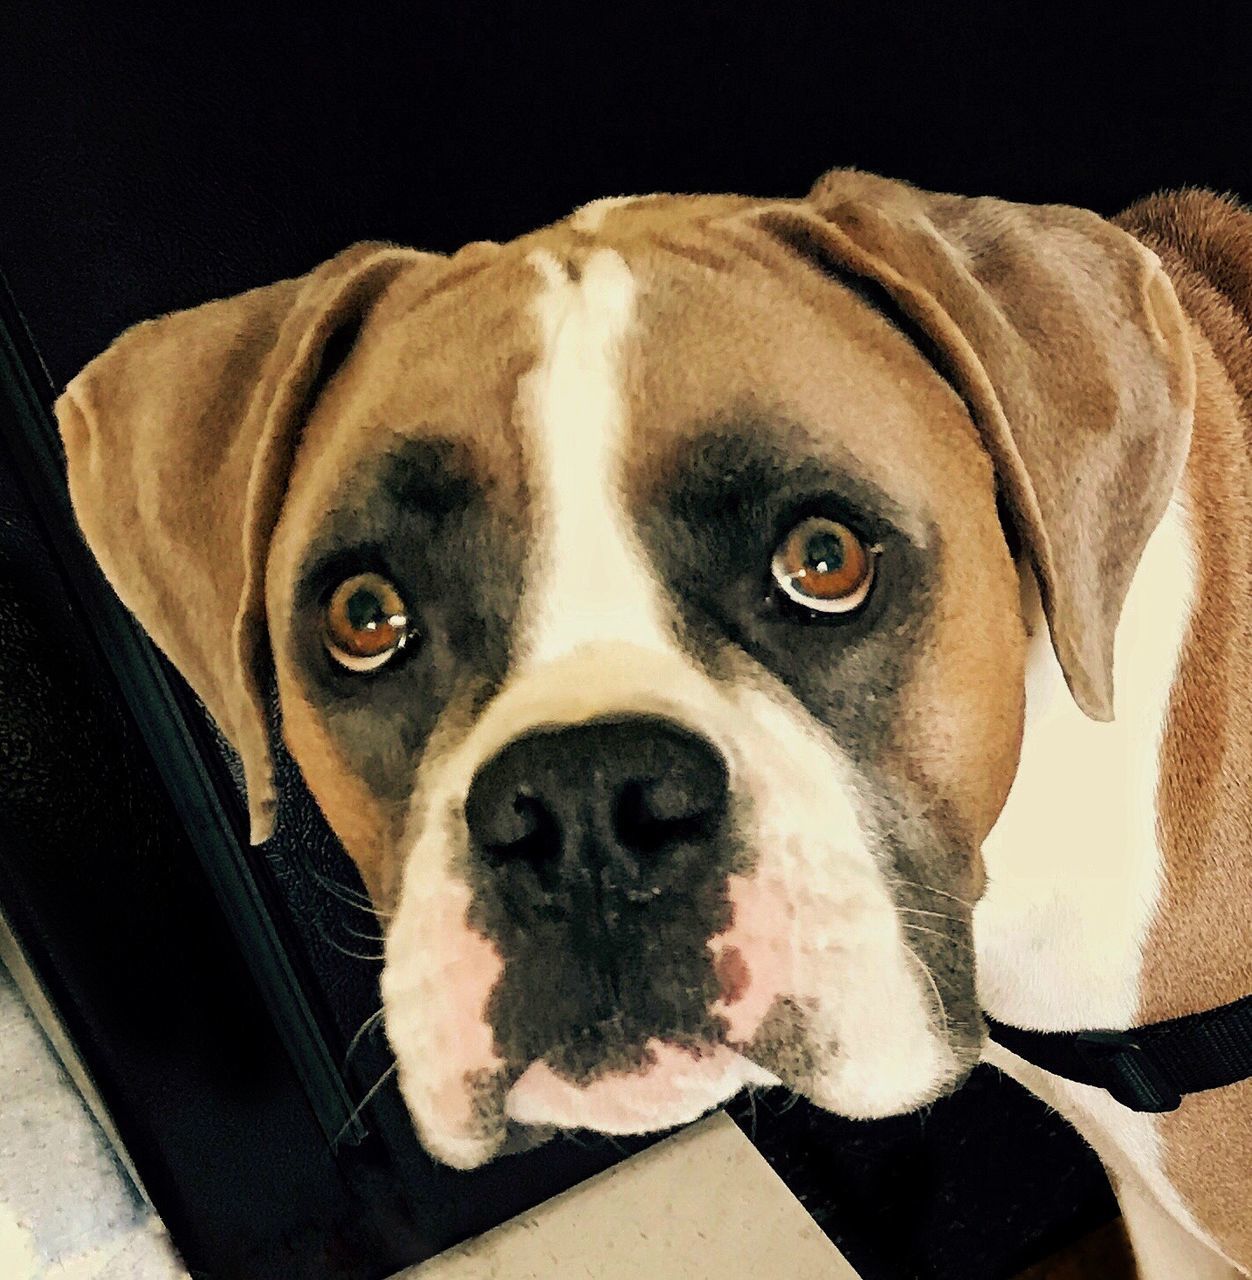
xmin=568 ymin=194 xmax=648 ymax=232
xmin=516 ymin=247 xmax=673 ymax=666
xmin=380 ymin=250 xmax=967 ymax=1159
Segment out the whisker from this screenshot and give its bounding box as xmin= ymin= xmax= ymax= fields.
xmin=335 ymin=1061 xmax=398 ymax=1147
xmin=311 ymin=868 xmax=373 ymax=904
xmin=885 ymin=877 xmax=976 ymax=912
xmin=325 ymin=940 xmax=386 ymax=962
xmin=342 ymin=921 xmax=386 ymax=945
xmin=323 ymin=885 xmax=388 ymax=918
xmin=901 ymin=922 xmax=975 ymax=953
xmin=304 ymin=864 xmax=393 ymax=919
xmin=745 ymin=1083 xmax=760 ymax=1141
xmin=897 ymin=906 xmax=963 ymax=924
xmin=312 ymin=918 xmax=386 ymax=962
xmin=343 ymin=1008 xmax=386 ymax=1069
xmin=901 ymin=941 xmax=949 ymax=1041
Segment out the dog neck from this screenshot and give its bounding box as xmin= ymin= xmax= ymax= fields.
xmin=974 ymin=324 xmax=1252 ymax=1262
xmin=974 ymin=487 xmax=1198 ymax=1032
xmin=977 ymin=319 xmax=1252 ymax=1037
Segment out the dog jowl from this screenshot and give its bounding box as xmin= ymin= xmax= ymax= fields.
xmin=55 ymin=172 xmax=1192 ymax=1168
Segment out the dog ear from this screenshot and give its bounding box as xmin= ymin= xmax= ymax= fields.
xmin=754 ymin=168 xmax=1196 ymax=721
xmin=56 ymin=242 xmax=438 ymax=843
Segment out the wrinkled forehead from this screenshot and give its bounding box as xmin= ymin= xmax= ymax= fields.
xmin=287 ymin=197 xmax=988 ymax=535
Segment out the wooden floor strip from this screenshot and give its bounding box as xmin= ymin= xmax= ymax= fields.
xmin=1014 ymin=1218 xmax=1136 ymax=1279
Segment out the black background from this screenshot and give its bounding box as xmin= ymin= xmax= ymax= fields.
xmin=2 ymin=4 xmax=1249 ymax=1278
xmin=4 ymin=1 xmax=1251 ymax=386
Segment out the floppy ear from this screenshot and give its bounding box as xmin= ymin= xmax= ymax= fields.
xmin=56 ymin=242 xmax=439 ymax=843
xmin=754 ymin=168 xmax=1196 ymax=720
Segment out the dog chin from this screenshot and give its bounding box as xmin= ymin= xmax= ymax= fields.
xmin=416 ymin=1037 xmax=971 ymax=1171
xmin=413 ymin=1041 xmax=778 ymax=1171
xmin=503 ymin=1040 xmax=781 ymax=1135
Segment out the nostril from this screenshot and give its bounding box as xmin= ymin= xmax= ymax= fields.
xmin=465 ymin=779 xmax=563 ymax=870
xmin=465 ymin=717 xmax=729 ymax=897
xmin=613 ymin=771 xmax=725 ymax=857
xmin=486 ymin=794 xmax=562 ymax=868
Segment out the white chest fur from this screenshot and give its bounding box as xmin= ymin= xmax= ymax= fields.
xmin=976 ymin=495 xmax=1196 ymax=1032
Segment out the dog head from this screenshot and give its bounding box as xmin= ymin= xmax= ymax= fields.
xmin=57 ymin=170 xmax=1194 ymax=1167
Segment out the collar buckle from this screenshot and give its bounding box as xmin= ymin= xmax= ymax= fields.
xmin=1073 ymin=1030 xmax=1182 ymax=1112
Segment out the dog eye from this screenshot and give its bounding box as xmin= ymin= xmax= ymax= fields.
xmin=323 ymin=572 xmax=410 ymax=671
xmin=771 ymin=516 xmax=876 ymax=613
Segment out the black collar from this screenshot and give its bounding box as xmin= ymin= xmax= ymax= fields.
xmin=984 ymin=992 xmax=1252 ymax=1112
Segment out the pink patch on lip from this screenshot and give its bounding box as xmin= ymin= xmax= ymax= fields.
xmin=708 ymin=872 xmax=795 ymax=1045
xmin=505 ymin=1040 xmax=754 ymax=1133
xmin=419 ymin=880 xmax=506 ymax=1134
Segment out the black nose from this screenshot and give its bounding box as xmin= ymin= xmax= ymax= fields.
xmin=464 ymin=716 xmax=729 ymax=905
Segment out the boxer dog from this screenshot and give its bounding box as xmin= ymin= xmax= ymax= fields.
xmin=55 ymin=169 xmax=1251 ymax=1277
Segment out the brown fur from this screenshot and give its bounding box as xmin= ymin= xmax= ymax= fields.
xmin=53 ymin=173 xmax=1236 ymax=1249
xmin=1116 ymin=190 xmax=1252 ymax=1267
xmin=792 ymin=170 xmax=1196 ymax=726
xmin=280 ymin=688 xmax=396 ymax=904
xmin=56 ymin=172 xmax=1191 ymax=868
xmin=605 ymin=216 xmax=1027 ymax=849
xmin=55 ymin=243 xmax=447 ymax=842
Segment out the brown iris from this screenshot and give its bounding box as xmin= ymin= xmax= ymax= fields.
xmin=771 ymin=516 xmax=876 ymax=614
xmin=323 ymin=572 xmax=410 ymax=672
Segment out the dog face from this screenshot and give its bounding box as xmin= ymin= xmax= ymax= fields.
xmin=57 ymin=172 xmax=1194 ymax=1168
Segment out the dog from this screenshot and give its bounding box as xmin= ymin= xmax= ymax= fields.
xmin=53 ymin=168 xmax=1251 ymax=1277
